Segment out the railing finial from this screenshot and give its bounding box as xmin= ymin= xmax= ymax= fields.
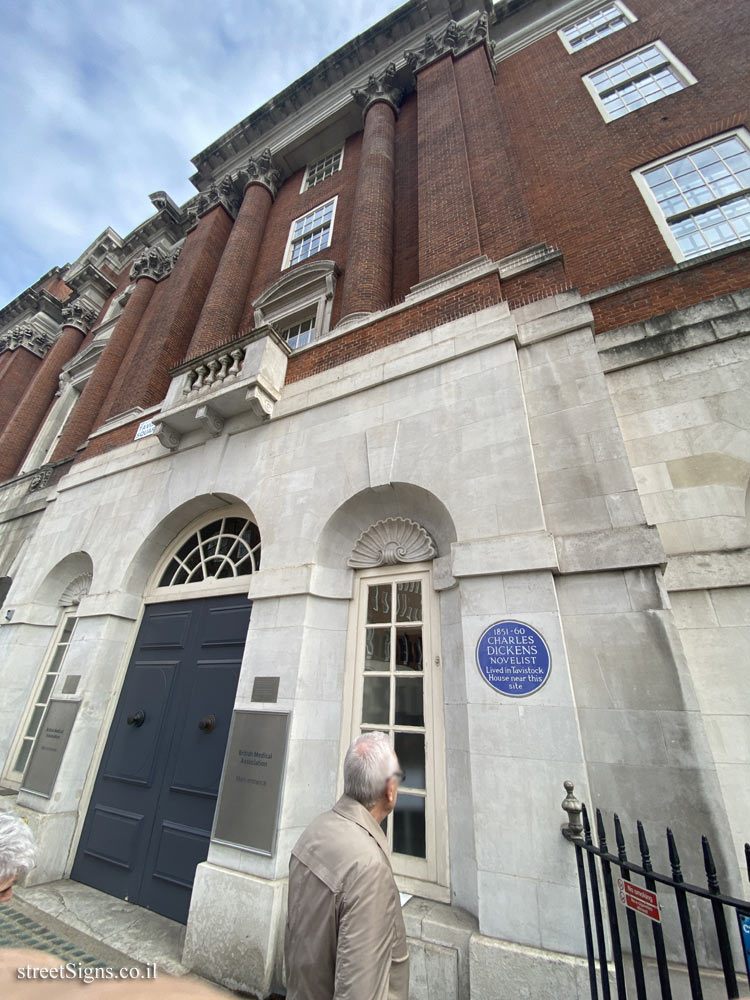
xmin=561 ymin=779 xmax=584 ymax=841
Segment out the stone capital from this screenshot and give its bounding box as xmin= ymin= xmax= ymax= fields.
xmin=239 ymin=147 xmax=282 ymax=199
xmin=0 ymin=323 xmax=54 ymax=358
xmin=61 ymin=298 xmax=97 ymax=334
xmin=185 ymin=175 xmax=242 ymax=229
xmin=129 ymin=245 xmax=176 ymax=283
xmin=352 ymin=62 xmax=403 ymax=118
xmin=405 ymin=13 xmax=494 ymax=76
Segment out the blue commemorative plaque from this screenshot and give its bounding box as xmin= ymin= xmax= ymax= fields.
xmin=476 ymin=620 xmax=551 ymax=697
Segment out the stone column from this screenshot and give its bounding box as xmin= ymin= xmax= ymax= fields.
xmin=185 ymin=149 xmax=281 ymax=359
xmin=405 ymin=18 xmax=490 ymax=282
xmin=50 ymin=249 xmax=171 ymax=462
xmin=0 ymin=301 xmax=97 ymax=480
xmin=337 ymin=65 xmax=403 ymax=326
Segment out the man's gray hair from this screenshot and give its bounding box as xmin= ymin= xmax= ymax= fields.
xmin=344 ymin=732 xmax=397 ymax=809
xmin=0 ymin=813 xmax=37 ymax=883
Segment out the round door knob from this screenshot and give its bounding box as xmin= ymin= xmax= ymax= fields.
xmin=198 ymin=714 xmax=215 ymax=733
xmin=127 ymin=710 xmax=145 ymax=727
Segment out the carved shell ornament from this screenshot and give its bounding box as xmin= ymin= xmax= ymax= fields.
xmin=59 ymin=572 xmax=93 ymax=607
xmin=348 ymin=518 xmax=437 ymax=569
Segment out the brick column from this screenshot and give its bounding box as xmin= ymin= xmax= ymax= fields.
xmin=406 ymin=20 xmax=486 ymax=282
xmin=185 ymin=149 xmax=281 ymax=359
xmin=338 ymin=66 xmax=403 ymax=324
xmin=100 ymin=206 xmax=234 ymax=420
xmin=0 ymin=326 xmax=52 ymax=432
xmin=453 ymin=42 xmax=533 ymax=260
xmin=50 ymin=251 xmax=167 ymax=461
xmin=0 ymin=301 xmax=97 ymax=480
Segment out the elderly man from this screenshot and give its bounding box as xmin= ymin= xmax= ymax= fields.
xmin=0 ymin=813 xmax=37 ymax=903
xmin=285 ymin=731 xmax=409 ymax=1000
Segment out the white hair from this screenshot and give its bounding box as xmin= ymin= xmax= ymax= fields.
xmin=0 ymin=813 xmax=37 ymax=883
xmin=344 ymin=732 xmax=397 ymax=809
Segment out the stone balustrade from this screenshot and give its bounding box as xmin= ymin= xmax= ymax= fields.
xmin=153 ymin=327 xmax=290 ymax=451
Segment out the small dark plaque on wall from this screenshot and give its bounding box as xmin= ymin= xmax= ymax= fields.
xmin=251 ymin=676 xmax=280 ymax=703
xmin=21 ymin=699 xmax=80 ymax=798
xmin=61 ymin=675 xmax=80 ymax=695
xmin=212 ymin=710 xmax=290 ymax=856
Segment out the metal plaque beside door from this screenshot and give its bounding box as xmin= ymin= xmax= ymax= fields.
xmin=21 ymin=699 xmax=80 ymax=798
xmin=212 ymin=709 xmax=290 ymax=856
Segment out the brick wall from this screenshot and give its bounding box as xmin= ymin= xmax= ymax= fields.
xmin=496 ymin=0 xmax=749 ymax=305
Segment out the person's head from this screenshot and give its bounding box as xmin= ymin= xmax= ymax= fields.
xmin=344 ymin=732 xmax=403 ymax=819
xmin=0 ymin=814 xmax=37 ymax=903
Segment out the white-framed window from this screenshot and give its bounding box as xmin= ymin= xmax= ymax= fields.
xmin=6 ymin=614 xmax=77 ymax=784
xmin=633 ymin=130 xmax=750 ymax=261
xmin=279 ymin=315 xmax=316 ymax=350
xmin=283 ymin=197 xmax=337 ymax=269
xmin=583 ymin=42 xmax=695 ymax=121
xmin=157 ymin=515 xmax=261 ymax=587
xmin=344 ymin=563 xmax=448 ymax=895
xmin=558 ymin=1 xmax=636 ymax=53
xmin=301 ymin=147 xmax=344 ymax=192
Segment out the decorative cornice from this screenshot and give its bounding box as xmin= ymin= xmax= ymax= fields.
xmin=405 ymin=13 xmax=494 ymax=75
xmin=0 ymin=323 xmax=54 ymax=358
xmin=61 ymin=298 xmax=98 ymax=334
xmin=348 ymin=517 xmax=437 ymax=568
xmin=66 ymin=263 xmax=116 ymax=300
xmin=239 ymin=147 xmax=282 ymax=199
xmin=352 ymin=62 xmax=403 ymax=118
xmin=129 ymin=245 xmax=175 ymax=283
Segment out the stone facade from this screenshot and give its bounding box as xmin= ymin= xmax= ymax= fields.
xmin=0 ymin=1 xmax=747 ymax=998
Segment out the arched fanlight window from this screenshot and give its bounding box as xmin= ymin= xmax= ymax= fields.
xmin=157 ymin=516 xmax=261 ymax=587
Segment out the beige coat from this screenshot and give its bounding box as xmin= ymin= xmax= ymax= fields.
xmin=285 ymin=795 xmax=409 ymax=1000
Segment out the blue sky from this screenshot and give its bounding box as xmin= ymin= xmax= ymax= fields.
xmin=0 ymin=0 xmax=404 ymax=306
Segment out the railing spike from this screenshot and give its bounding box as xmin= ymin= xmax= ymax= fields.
xmin=702 ymin=835 xmax=721 ymax=894
xmin=581 ymin=802 xmax=594 ymax=845
xmin=745 ymin=843 xmax=750 ymax=884
xmin=613 ymin=813 xmax=628 ymax=862
xmin=636 ymin=820 xmax=653 ymax=872
xmin=667 ymin=827 xmax=684 ymax=883
xmin=596 ymin=808 xmax=609 ymax=851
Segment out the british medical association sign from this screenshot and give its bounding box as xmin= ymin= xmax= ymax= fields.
xmin=476 ymin=620 xmax=551 ymax=697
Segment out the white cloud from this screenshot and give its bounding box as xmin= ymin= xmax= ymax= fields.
xmin=0 ymin=0 xmax=403 ymax=305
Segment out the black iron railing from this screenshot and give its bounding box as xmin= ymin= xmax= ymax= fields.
xmin=561 ymin=781 xmax=750 ymax=999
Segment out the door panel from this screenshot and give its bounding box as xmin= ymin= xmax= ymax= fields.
xmin=72 ymin=594 xmax=251 ymax=923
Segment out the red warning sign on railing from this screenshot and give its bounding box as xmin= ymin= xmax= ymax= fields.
xmin=617 ymin=878 xmax=661 ymax=922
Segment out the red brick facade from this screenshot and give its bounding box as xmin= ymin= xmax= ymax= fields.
xmin=2 ymin=0 xmax=748 ymax=479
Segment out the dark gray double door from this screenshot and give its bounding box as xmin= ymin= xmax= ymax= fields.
xmin=72 ymin=593 xmax=251 ymax=924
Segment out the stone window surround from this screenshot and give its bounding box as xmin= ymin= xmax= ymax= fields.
xmin=340 ymin=557 xmax=450 ymax=901
xmin=582 ymin=40 xmax=696 ymax=123
xmin=632 ymin=127 xmax=750 ymax=264
xmin=282 ymin=196 xmax=338 ymax=270
xmin=253 ymin=258 xmax=339 ymax=351
xmin=557 ymin=0 xmax=636 ymax=54
xmin=300 ymin=145 xmax=344 ymax=193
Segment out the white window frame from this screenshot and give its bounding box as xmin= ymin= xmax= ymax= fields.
xmin=282 ymin=197 xmax=338 ymax=270
xmin=558 ymin=1 xmax=637 ymax=53
xmin=300 ymin=146 xmax=344 ymax=193
xmin=583 ymin=41 xmax=696 ymax=122
xmin=633 ymin=128 xmax=750 ymax=263
xmin=3 ymin=613 xmax=78 ymax=788
xmin=340 ymin=562 xmax=449 ymax=901
xmin=278 ymin=314 xmax=317 ymax=350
